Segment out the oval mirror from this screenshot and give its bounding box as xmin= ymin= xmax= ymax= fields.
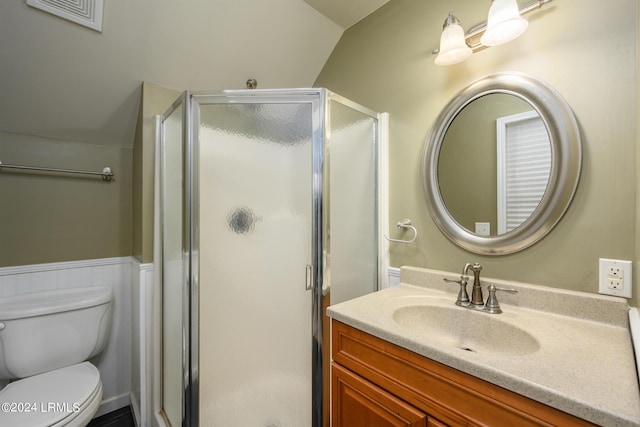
xmin=422 ymin=72 xmax=581 ymax=255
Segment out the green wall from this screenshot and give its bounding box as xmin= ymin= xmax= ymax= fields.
xmin=132 ymin=82 xmax=180 ymax=263
xmin=0 ymin=132 xmax=132 ymax=266
xmin=637 ymin=1 xmax=640 ymax=313
xmin=0 ymin=81 xmax=178 ymax=268
xmin=316 ymin=0 xmax=639 ymax=306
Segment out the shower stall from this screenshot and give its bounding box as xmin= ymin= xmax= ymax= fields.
xmin=156 ymin=88 xmax=386 ymax=426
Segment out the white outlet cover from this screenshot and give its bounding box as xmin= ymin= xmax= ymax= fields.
xmin=475 ymin=222 xmax=490 ymax=236
xmin=599 ymin=258 xmax=633 ymax=298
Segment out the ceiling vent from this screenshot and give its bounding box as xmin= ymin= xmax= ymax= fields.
xmin=26 ymin=0 xmax=104 ymax=32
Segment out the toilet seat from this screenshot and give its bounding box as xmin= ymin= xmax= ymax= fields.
xmin=0 ymin=361 xmax=102 ymax=427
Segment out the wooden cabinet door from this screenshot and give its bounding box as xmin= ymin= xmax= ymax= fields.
xmin=426 ymin=417 xmax=448 ymax=427
xmin=332 ymin=362 xmax=427 ymax=427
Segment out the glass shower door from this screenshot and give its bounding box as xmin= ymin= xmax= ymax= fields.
xmin=327 ymin=96 xmax=379 ymax=305
xmin=196 ymin=100 xmax=315 ymax=426
xmin=159 ymin=99 xmax=186 ymax=427
xmin=158 ymin=88 xmax=384 ymax=427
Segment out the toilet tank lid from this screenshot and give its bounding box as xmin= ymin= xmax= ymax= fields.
xmin=0 ymin=286 xmax=112 ymax=321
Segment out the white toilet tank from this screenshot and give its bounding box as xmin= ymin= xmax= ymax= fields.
xmin=0 ymin=286 xmax=113 ymax=379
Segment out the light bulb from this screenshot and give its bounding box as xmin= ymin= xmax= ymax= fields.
xmin=480 ymin=0 xmax=528 ymax=46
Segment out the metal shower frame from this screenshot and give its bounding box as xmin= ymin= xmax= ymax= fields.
xmin=159 ymin=87 xmax=384 ymax=427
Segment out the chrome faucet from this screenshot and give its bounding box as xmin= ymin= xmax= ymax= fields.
xmin=444 ymin=263 xmax=517 ymax=314
xmin=466 ymin=262 xmax=484 ymax=309
xmin=443 ymin=263 xmax=471 ymax=306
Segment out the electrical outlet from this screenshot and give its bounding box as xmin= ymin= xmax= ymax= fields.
xmin=475 ymin=222 xmax=490 ymax=236
xmin=599 ymin=258 xmax=632 ymax=298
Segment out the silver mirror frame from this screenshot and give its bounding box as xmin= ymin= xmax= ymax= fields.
xmin=422 ymin=72 xmax=581 ymax=255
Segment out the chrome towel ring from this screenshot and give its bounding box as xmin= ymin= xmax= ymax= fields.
xmin=385 ymin=219 xmax=418 ymax=244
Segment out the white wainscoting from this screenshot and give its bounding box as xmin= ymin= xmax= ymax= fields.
xmin=0 ymin=257 xmax=134 ymax=419
xmin=388 ymin=266 xmax=401 ymax=287
xmin=131 ymin=260 xmax=154 ymax=427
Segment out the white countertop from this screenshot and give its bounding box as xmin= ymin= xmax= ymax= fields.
xmin=327 ymin=266 xmax=640 ymax=427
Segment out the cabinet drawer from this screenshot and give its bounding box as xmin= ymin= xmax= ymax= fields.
xmin=332 ymin=320 xmax=595 ymax=427
xmin=333 ymin=362 xmax=427 ymax=427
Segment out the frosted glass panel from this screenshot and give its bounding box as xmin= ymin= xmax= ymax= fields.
xmin=161 ymin=104 xmax=184 ymax=427
xmin=329 ymin=100 xmax=378 ymax=305
xmin=198 ymin=103 xmax=313 ymax=426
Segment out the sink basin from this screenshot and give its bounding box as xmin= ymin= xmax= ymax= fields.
xmin=389 ymin=299 xmax=540 ymax=356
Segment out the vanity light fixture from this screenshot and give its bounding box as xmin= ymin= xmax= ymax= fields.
xmin=434 ymin=13 xmax=472 ymax=66
xmin=433 ymin=0 xmax=552 ymax=66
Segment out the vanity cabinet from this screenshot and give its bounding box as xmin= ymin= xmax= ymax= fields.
xmin=331 ymin=320 xmax=596 ymax=427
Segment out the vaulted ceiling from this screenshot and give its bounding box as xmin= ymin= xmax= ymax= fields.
xmin=301 ymin=0 xmax=389 ymax=29
xmin=0 ymin=0 xmax=388 ymax=148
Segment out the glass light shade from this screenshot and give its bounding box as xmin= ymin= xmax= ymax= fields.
xmin=434 ymin=21 xmax=472 ymax=66
xmin=480 ymin=0 xmax=528 ymax=46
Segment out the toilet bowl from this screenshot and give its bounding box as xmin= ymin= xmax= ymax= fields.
xmin=0 ymin=287 xmax=113 ymax=427
xmin=0 ymin=362 xmax=102 ymax=427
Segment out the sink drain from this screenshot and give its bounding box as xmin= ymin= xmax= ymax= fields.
xmin=460 ymin=347 xmax=476 ymax=353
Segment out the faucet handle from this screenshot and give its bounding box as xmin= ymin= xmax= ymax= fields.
xmin=443 ymin=277 xmax=470 ymax=306
xmin=483 ymin=284 xmax=517 ymax=314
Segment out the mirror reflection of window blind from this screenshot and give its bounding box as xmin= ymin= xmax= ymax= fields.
xmin=497 ymin=111 xmax=551 ymax=234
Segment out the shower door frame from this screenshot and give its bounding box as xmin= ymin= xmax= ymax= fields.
xmin=159 ymin=88 xmax=385 ymax=427
xmin=188 ymin=89 xmax=327 ymax=427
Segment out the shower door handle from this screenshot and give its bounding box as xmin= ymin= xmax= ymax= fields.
xmin=305 ymin=264 xmax=313 ymax=291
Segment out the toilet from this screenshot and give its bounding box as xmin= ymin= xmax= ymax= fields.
xmin=0 ymin=286 xmax=113 ymax=427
